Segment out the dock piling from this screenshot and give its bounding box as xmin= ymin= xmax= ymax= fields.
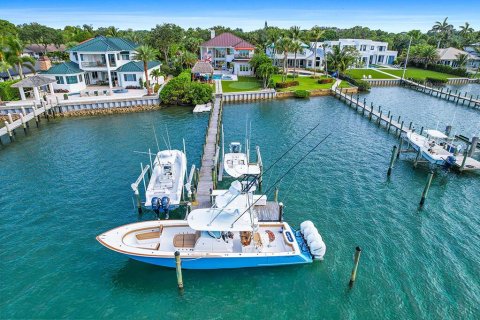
xmin=174 ymin=251 xmax=184 ymax=290
xmin=387 ymin=145 xmax=398 ymax=177
xmin=349 ymin=246 xmax=362 ymax=287
xmin=419 ymin=171 xmax=434 ymax=208
xmin=278 ymin=202 xmax=284 ymax=222
xmin=468 ymin=137 xmax=478 ymax=157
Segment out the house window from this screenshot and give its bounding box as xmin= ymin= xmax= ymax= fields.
xmin=371 ymin=46 xmax=375 ymax=50
xmin=237 ymin=50 xmax=249 ymax=57
xmin=78 ymin=74 xmax=83 ymax=82
xmin=124 ymin=74 xmax=136 ymax=82
xmin=239 ymin=65 xmax=250 ymax=72
xmin=360 ymin=45 xmax=366 ymax=51
xmin=227 ymin=48 xmax=234 ymax=55
xmin=79 ymin=54 xmax=83 ymax=61
xmin=55 ymin=76 xmax=64 ymax=84
xmin=91 ymin=71 xmax=98 ymax=79
xmin=378 ymin=56 xmax=384 ymax=63
xmin=66 ymin=75 xmax=78 ymax=84
xmin=73 ymin=52 xmax=78 ymax=61
xmin=215 ymin=48 xmax=226 ymax=58
xmin=121 ymin=53 xmax=130 ymax=60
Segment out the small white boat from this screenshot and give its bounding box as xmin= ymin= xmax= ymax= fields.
xmin=144 ymin=150 xmax=187 ymax=214
xmin=223 ymin=142 xmax=261 ymax=178
xmin=406 ymin=129 xmax=460 ymax=166
xmin=98 ymin=181 xmax=326 ymax=269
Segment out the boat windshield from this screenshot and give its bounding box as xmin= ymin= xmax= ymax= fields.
xmin=230 ymin=143 xmax=241 ymax=153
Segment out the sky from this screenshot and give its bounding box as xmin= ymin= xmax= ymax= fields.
xmin=1 ymin=0 xmax=479 ymax=32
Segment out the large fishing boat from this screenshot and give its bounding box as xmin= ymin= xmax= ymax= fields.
xmin=406 ymin=129 xmax=459 ymax=166
xmin=98 ymin=181 xmax=326 ymax=269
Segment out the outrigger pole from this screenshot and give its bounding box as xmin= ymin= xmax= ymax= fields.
xmin=230 ymin=133 xmax=332 ymax=228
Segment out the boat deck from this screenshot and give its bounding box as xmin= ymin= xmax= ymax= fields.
xmin=256 ymin=202 xmax=281 ymax=222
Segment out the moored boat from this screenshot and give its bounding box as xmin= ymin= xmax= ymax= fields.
xmin=406 ymin=129 xmax=460 ymax=166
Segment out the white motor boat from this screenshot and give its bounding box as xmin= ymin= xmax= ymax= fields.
xmin=223 ymin=142 xmax=261 ymax=178
xmin=143 ymin=150 xmax=187 ymax=214
xmin=406 ymin=129 xmax=460 ymax=166
xmin=98 ymin=181 xmax=326 ymax=269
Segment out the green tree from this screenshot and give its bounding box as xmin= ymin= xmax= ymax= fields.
xmin=419 ymin=45 xmax=439 ymax=68
xmin=430 ymin=17 xmax=453 ymax=48
xmin=459 ymin=22 xmax=474 ymax=45
xmin=249 ymin=52 xmax=271 ymax=73
xmin=327 ymin=45 xmax=359 ymax=74
xmin=455 ymin=53 xmax=469 ymax=68
xmin=133 ymin=45 xmax=160 ymax=95
xmin=256 ymin=63 xmax=275 ymax=88
xmin=0 ymin=19 xmax=18 ymax=38
xmin=148 ymin=24 xmax=184 ymax=63
xmin=309 ymin=26 xmax=325 ymax=77
xmin=151 ymin=68 xmax=162 ymax=84
xmin=19 ymin=23 xmax=64 ymax=54
xmin=290 ymin=41 xmax=303 ymax=79
xmin=4 ymin=37 xmax=35 ymax=78
xmin=276 ymin=37 xmax=293 ymax=82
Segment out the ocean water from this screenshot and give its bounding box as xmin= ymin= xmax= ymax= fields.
xmin=1 ymin=92 xmax=479 ymax=319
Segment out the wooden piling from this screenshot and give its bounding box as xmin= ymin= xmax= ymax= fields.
xmin=413 ymin=148 xmax=421 ymax=168
xmin=460 ymin=148 xmax=468 ymax=171
xmin=387 ymin=145 xmax=398 ymax=176
xmin=278 ymin=202 xmax=284 ymax=222
xmin=134 ymin=190 xmax=142 ymax=214
xmin=174 ymin=251 xmax=184 ymax=290
xmin=397 ymin=139 xmax=403 ymax=159
xmin=274 ymin=187 xmax=279 ymax=203
xmin=419 ymin=171 xmax=434 ymax=207
xmin=349 ymin=246 xmax=362 ymax=287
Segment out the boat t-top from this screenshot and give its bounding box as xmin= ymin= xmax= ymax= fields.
xmin=223 ymin=142 xmax=261 ymax=178
xmin=98 ymin=181 xmax=326 ymax=269
xmin=139 ymin=149 xmax=187 ymax=216
xmin=406 ymin=129 xmax=461 ymax=166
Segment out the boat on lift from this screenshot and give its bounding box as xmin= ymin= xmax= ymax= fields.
xmin=406 ymin=129 xmax=461 ymax=166
xmin=98 ymin=181 xmax=326 ymax=269
xmin=223 ymin=142 xmax=261 ymax=178
xmin=142 ymin=149 xmax=187 ymax=216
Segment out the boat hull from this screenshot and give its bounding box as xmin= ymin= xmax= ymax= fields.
xmin=127 ymin=252 xmax=312 ymax=269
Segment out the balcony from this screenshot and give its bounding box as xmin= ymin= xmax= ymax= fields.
xmin=81 ymin=61 xmax=116 ymax=68
xmin=234 ymin=54 xmax=252 ymax=60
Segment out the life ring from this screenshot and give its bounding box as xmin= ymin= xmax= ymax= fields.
xmin=266 ymin=230 xmax=275 ymax=242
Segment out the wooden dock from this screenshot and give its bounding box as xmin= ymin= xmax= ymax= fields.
xmin=195 ymin=95 xmax=223 ymax=208
xmin=402 ymin=79 xmax=480 ymax=109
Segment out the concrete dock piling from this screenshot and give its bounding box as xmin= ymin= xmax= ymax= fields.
xmin=419 ymin=171 xmax=434 ymax=207
xmin=349 ymin=246 xmax=362 ymax=287
xmin=175 ymin=251 xmax=184 ymax=290
xmin=387 ymin=145 xmax=398 ymax=176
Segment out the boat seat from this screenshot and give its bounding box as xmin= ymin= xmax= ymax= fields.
xmin=136 ymin=226 xmax=163 ymax=241
xmin=173 ymin=231 xmax=201 ymax=248
xmin=253 ymin=232 xmax=262 ymax=247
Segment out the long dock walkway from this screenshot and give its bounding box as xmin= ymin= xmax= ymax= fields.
xmin=195 ymin=94 xmax=223 ymax=208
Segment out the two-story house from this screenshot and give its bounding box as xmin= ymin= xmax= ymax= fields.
xmin=41 ymin=36 xmax=160 ymax=93
xmin=199 ymin=32 xmax=255 ymax=76
xmin=266 ymin=41 xmax=311 ymax=69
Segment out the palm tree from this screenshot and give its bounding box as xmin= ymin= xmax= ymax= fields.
xmin=309 ymin=26 xmax=325 ymax=77
xmin=455 ymin=53 xmax=469 ymax=68
xmin=290 ymin=41 xmax=303 ymax=79
xmin=257 ymin=63 xmax=276 ymax=88
xmin=106 ymin=26 xmax=119 ymax=37
xmin=459 ymin=22 xmax=474 ymax=45
xmin=290 ymin=26 xmax=301 ymax=41
xmin=322 ymin=43 xmax=329 ymax=75
xmin=133 ymin=45 xmax=160 ymax=95
xmin=267 ymin=30 xmax=280 ymax=66
xmin=4 ymin=37 xmax=35 ymax=78
xmin=150 ymin=68 xmax=162 ymax=84
xmin=0 ymin=60 xmax=13 ymax=80
xmin=276 ymin=37 xmax=293 ymax=82
xmin=327 ymin=45 xmax=358 ymax=74
xmin=420 ymin=45 xmax=439 ymax=69
xmin=431 ymin=17 xmax=453 ymax=48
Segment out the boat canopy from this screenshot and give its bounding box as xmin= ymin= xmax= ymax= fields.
xmin=187 ymin=207 xmax=257 ymax=231
xmin=425 ymin=130 xmax=448 ymax=139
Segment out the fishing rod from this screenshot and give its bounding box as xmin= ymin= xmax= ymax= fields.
xmin=209 ymin=123 xmax=322 ymax=222
xmin=230 ymin=132 xmax=332 ymax=228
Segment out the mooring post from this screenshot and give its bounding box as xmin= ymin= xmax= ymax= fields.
xmin=274 ymin=187 xmax=279 ymax=203
xmin=134 ymin=190 xmax=142 ymax=214
xmin=397 ymin=139 xmax=403 ymax=158
xmin=349 ymin=246 xmax=362 ymax=287
xmin=174 ymin=251 xmax=184 ymax=290
xmin=399 ymin=121 xmax=404 ymax=137
xmin=363 ymin=98 xmax=366 ymax=108
xmin=209 ymin=188 xmax=213 ymax=205
xmin=278 ymin=202 xmax=284 ymax=222
xmin=460 ymin=148 xmax=468 ymax=171
xmin=468 ymin=137 xmax=478 ymax=157
xmin=387 ymin=145 xmax=398 ymax=176
xmin=413 ymin=148 xmax=421 ymax=168
xmin=369 ymin=103 xmax=373 ymax=120
xmin=409 ymin=122 xmax=412 ymax=130
xmin=5 ymin=121 xmax=13 ymax=142
xmin=7 ymin=113 xmax=15 ymax=136
xmin=388 ymin=115 xmax=393 ymax=132
xmin=419 ymin=171 xmax=434 ymax=208
xmin=420 ymin=126 xmax=424 ymax=135
xmin=19 ymin=114 xmax=27 ymax=134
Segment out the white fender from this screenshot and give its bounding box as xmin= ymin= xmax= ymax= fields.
xmin=300 ymin=221 xmax=314 ymax=234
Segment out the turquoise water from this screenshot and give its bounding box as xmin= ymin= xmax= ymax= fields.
xmin=1 ymin=95 xmax=479 ymax=319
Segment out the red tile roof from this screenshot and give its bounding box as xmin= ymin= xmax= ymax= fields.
xmin=201 ymin=33 xmax=255 ymax=49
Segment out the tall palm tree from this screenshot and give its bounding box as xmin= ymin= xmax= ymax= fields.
xmin=309 ymin=26 xmax=325 ymax=77
xmin=322 ymin=43 xmax=329 ymax=75
xmin=431 ymin=17 xmax=453 ymax=48
xmin=0 ymin=60 xmax=13 ymax=80
xmin=133 ymin=45 xmax=160 ymax=95
xmin=267 ymin=30 xmax=280 ymax=66
xmin=459 ymin=22 xmax=474 ymax=37
xmin=276 ymin=37 xmax=293 ymax=82
xmin=150 ymin=68 xmax=162 ymax=84
xmin=327 ymin=45 xmax=358 ymax=74
xmin=455 ymin=53 xmax=469 ymax=68
xmin=290 ymin=26 xmax=301 ymax=41
xmin=420 ymin=45 xmax=439 ymax=68
xmin=290 ymin=41 xmax=303 ymax=79
xmin=5 ymin=37 xmax=35 ymax=79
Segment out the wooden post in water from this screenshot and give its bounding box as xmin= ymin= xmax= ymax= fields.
xmin=413 ymin=148 xmax=421 ymax=168
xmin=21 ymin=107 xmax=29 ymax=128
xmin=419 ymin=171 xmax=434 ymax=208
xmin=4 ymin=121 xmax=13 ymax=142
xmin=397 ymin=139 xmax=403 ymax=159
xmin=387 ymin=145 xmax=398 ymax=176
xmin=387 ymin=115 xmax=393 ymax=133
xmin=369 ymin=104 xmax=373 ymax=120
xmin=378 ymin=110 xmax=383 ymax=126
xmin=19 ymin=114 xmax=27 ymax=134
xmin=7 ymin=113 xmax=15 ymax=135
xmin=468 ymin=137 xmax=478 ymax=157
xmin=399 ymin=121 xmax=404 ymax=138
xmin=278 ymin=202 xmax=284 ymax=222
xmin=409 ymin=122 xmax=412 ymax=130
xmin=174 ymin=251 xmax=184 ymax=290
xmin=274 ymin=187 xmax=279 ymax=203
xmin=420 ymin=126 xmax=424 ymax=135
xmin=460 ymin=148 xmax=468 ymax=171
xmin=134 ymin=190 xmax=142 ymax=214
xmin=349 ymin=246 xmax=362 ymax=287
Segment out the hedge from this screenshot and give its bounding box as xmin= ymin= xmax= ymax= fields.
xmin=410 ymin=62 xmax=469 ymax=77
xmin=425 ymin=77 xmax=448 ymax=85
xmin=276 ymin=81 xmax=299 ymax=88
xmin=338 ymin=73 xmax=370 ymax=91
xmin=318 ymin=78 xmax=333 ymax=84
xmin=294 ymin=90 xmax=310 ymax=98
xmin=0 ymin=79 xmax=21 ymax=101
xmin=160 ymin=72 xmax=213 ymax=105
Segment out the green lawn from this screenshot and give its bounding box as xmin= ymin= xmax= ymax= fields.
xmin=379 ymin=67 xmax=462 ymax=80
xmin=271 ymin=75 xmax=340 ymax=91
xmin=221 ymin=77 xmax=263 ymax=92
xmin=345 ymin=69 xmax=395 ymax=80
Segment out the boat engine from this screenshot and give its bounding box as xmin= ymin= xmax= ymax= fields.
xmin=161 ymin=196 xmax=171 ymax=219
xmin=446 ymin=155 xmax=457 ymax=168
xmin=300 ymin=221 xmax=326 ymax=260
xmin=151 ymin=197 xmax=161 ymax=214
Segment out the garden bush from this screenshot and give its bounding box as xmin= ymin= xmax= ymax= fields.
xmin=425 ymin=77 xmax=448 ymax=85
xmin=275 ymin=81 xmax=299 ymax=88
xmin=410 ymin=62 xmax=468 ymax=77
xmin=294 ymin=90 xmax=310 ymax=98
xmin=153 ymin=83 xmax=161 ymax=93
xmin=355 ymin=79 xmax=371 ymax=91
xmin=318 ymin=78 xmax=334 ymax=84
xmin=160 ymin=73 xmax=213 ymax=105
xmin=0 ymin=80 xmax=21 ymax=101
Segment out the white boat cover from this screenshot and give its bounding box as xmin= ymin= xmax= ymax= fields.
xmin=187 ymin=207 xmax=258 ymax=231
xmin=425 ymin=129 xmax=448 ymax=139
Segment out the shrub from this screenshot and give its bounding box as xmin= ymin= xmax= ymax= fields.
xmin=355 ymin=79 xmax=371 ymax=91
xmin=54 ymin=89 xmax=69 ymax=93
xmin=318 ymin=78 xmax=334 ymax=84
xmin=294 ymin=90 xmax=310 ymax=98
xmin=275 ymin=81 xmax=299 ymax=88
xmin=160 ymin=73 xmax=213 ymax=105
xmin=63 ymin=93 xmax=68 ymax=100
xmin=425 ymin=77 xmax=448 ymax=85
xmin=0 ymin=80 xmax=21 ymax=101
xmin=126 ymin=86 xmax=142 ymax=89
xmin=409 ymin=77 xmax=425 ymax=84
xmin=410 ymin=62 xmax=468 ymax=77
xmin=268 ymin=78 xmax=275 ymax=89
xmin=153 ymin=83 xmax=161 ymax=93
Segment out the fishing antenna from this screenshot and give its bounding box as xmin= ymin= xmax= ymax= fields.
xmin=209 ymin=123 xmax=322 ymax=220
xmin=230 ymin=132 xmax=332 ymax=228
xmin=152 ymin=124 xmax=161 ymax=152
xmin=165 ymin=125 xmax=172 ymax=151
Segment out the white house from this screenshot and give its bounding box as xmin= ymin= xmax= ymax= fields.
xmin=436 ymin=47 xmax=478 ymax=69
xmin=41 ymin=36 xmax=160 ymax=93
xmin=116 ymin=61 xmax=162 ymax=88
xmin=266 ymin=41 xmax=312 ymax=69
xmin=199 ymin=32 xmax=255 ymax=76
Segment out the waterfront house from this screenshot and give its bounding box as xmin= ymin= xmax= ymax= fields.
xmin=266 ymin=41 xmax=312 ymax=69
xmin=436 ymin=47 xmax=478 ymax=69
xmin=23 ymin=44 xmax=67 ymax=60
xmin=199 ymin=32 xmax=255 ymax=75
xmin=41 ymin=36 xmax=161 ymax=93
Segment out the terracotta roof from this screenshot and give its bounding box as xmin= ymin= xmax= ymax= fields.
xmin=200 ymin=33 xmax=255 ymax=49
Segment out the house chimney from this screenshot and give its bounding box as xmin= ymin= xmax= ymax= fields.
xmin=39 ymin=56 xmax=51 ymax=71
xmin=210 ymin=29 xmax=215 ymax=39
